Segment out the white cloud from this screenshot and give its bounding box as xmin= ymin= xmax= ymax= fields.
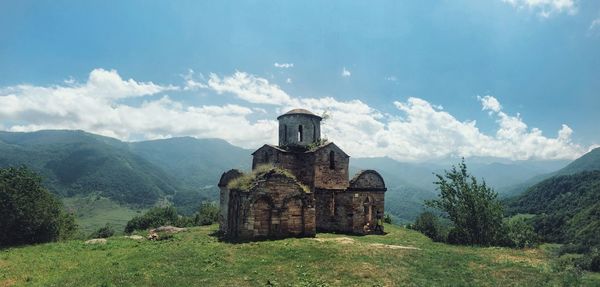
xmin=503 ymin=0 xmax=577 ymax=17
xmin=385 ymin=76 xmax=397 ymax=82
xmin=589 ymin=18 xmax=600 ymax=33
xmin=0 ymin=69 xmax=591 ymax=161
xmin=478 ymin=95 xmax=502 ymax=113
xmin=286 ymin=78 xmax=293 ymax=84
xmin=207 ymin=71 xmax=293 ymax=105
xmin=0 ymin=69 xmax=276 ymax=148
xmin=274 ymin=62 xmax=294 ymax=68
xmin=182 ymin=69 xmax=208 ymax=90
xmin=341 ymin=67 xmax=351 ymax=77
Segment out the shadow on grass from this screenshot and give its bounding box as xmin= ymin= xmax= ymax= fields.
xmin=208 ymin=229 xmax=388 ymax=244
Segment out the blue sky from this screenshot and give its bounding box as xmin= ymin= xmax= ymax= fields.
xmin=0 ymin=0 xmax=598 ymax=161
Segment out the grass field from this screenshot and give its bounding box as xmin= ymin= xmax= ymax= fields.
xmin=62 ymin=195 xmax=146 ymax=235
xmin=1 ymin=224 xmax=599 ymax=286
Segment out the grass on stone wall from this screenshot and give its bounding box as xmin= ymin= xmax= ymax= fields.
xmin=1 ymin=224 xmax=599 ymax=286
xmin=227 ymin=164 xmax=310 ymax=193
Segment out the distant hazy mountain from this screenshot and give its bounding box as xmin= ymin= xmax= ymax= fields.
xmin=350 ymin=156 xmax=567 ymax=222
xmin=501 ymin=148 xmax=599 ymax=197
xmin=129 ymin=137 xmax=252 ymax=198
xmin=0 ymin=129 xmax=576 ymax=223
xmin=0 ymin=130 xmax=179 ymax=205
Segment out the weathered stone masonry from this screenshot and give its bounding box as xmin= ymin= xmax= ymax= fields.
xmin=219 ymin=109 xmax=386 ymax=240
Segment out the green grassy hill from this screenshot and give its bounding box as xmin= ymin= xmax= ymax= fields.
xmin=507 ymin=171 xmax=600 ymax=248
xmin=0 ymin=130 xmax=179 ymax=206
xmin=1 ymin=224 xmax=598 ymax=286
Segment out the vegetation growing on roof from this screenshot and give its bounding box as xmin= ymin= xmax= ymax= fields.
xmin=307 ymin=139 xmax=329 ymax=151
xmin=227 ymin=164 xmax=309 ymax=193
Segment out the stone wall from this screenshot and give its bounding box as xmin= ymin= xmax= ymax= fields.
xmin=226 ymin=172 xmax=316 ymax=240
xmin=252 ymin=145 xmax=316 ymax=189
xmin=313 ymin=143 xmax=349 ymax=190
xmin=278 ymin=114 xmax=321 ymax=147
xmin=217 ymin=169 xmax=243 ymax=234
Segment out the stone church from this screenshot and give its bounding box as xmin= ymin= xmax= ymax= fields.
xmin=218 ymin=109 xmax=386 ymax=240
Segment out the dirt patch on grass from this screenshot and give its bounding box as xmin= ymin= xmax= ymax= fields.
xmin=313 ymin=237 xmax=355 ymax=244
xmin=313 ymin=237 xmax=420 ymax=250
xmin=0 ymin=279 xmax=16 ymax=287
xmin=368 ymin=243 xmax=420 ymax=250
xmin=0 ymin=260 xmax=7 ymax=268
xmin=492 ymin=249 xmax=545 ymax=267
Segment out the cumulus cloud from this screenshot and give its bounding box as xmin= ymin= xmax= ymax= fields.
xmin=341 ymin=67 xmax=351 ymax=77
xmin=203 ymin=72 xmax=587 ymax=161
xmin=478 ymin=95 xmax=502 ymax=113
xmin=0 ymin=69 xmax=591 ymax=161
xmin=503 ymin=0 xmax=577 ymax=17
xmin=207 ymin=71 xmax=293 ymax=105
xmin=0 ymin=69 xmax=276 ymax=148
xmin=274 ymin=62 xmax=294 ymax=68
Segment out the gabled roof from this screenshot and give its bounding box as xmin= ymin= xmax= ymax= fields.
xmin=251 ymin=144 xmax=287 ymax=155
xmin=311 ymin=141 xmax=350 ymax=157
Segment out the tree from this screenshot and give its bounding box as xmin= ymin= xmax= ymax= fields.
xmin=194 ymin=201 xmax=219 ymax=226
xmin=124 ymin=206 xmax=179 ymax=233
xmin=0 ymin=166 xmax=77 ymax=246
xmin=426 ymin=160 xmax=504 ymax=246
xmin=89 ymin=223 xmax=115 ymax=239
xmin=411 ymin=211 xmax=447 ymax=242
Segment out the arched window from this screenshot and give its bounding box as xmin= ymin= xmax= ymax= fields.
xmin=298 ymin=125 xmax=303 ymax=142
xmin=329 ymin=150 xmax=335 ymax=169
xmin=283 ymin=125 xmax=287 ymax=141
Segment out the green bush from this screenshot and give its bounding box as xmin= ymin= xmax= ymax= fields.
xmin=426 ymin=159 xmax=505 ymax=246
xmin=194 ymin=202 xmax=219 ymax=226
xmin=0 ymin=166 xmax=77 ymax=246
xmin=383 ymin=213 xmax=393 ymax=224
xmin=573 ymin=248 xmax=600 ymax=272
xmin=411 ymin=212 xmax=447 ymax=242
xmin=89 ymin=224 xmax=115 ymax=239
xmin=124 ymin=206 xmax=179 ymax=233
xmin=505 ymin=216 xmax=538 ymax=248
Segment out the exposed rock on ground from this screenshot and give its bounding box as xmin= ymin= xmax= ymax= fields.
xmin=124 ymin=235 xmax=144 ymax=240
xmin=147 ymin=226 xmax=188 ymax=240
xmin=85 ymin=238 xmax=107 ymax=244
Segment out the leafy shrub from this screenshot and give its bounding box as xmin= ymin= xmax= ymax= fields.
xmin=383 ymin=213 xmax=393 ymax=224
xmin=0 ymin=166 xmax=77 ymax=246
xmin=426 ymin=160 xmax=505 ymax=246
xmin=571 ymin=248 xmax=600 ymax=272
xmin=505 ymin=216 xmax=538 ymax=248
xmin=155 ymin=231 xmax=174 ymax=241
xmin=411 ymin=212 xmax=447 ymax=242
xmin=194 ymin=202 xmax=219 ymax=226
xmin=90 ymin=224 xmax=115 ymax=239
xmin=124 ymin=206 xmax=179 ymax=233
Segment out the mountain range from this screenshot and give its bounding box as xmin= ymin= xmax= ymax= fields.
xmin=1 ymin=129 xmax=595 ymax=224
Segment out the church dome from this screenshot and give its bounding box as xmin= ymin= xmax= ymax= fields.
xmin=277 ymin=109 xmax=322 ymax=120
